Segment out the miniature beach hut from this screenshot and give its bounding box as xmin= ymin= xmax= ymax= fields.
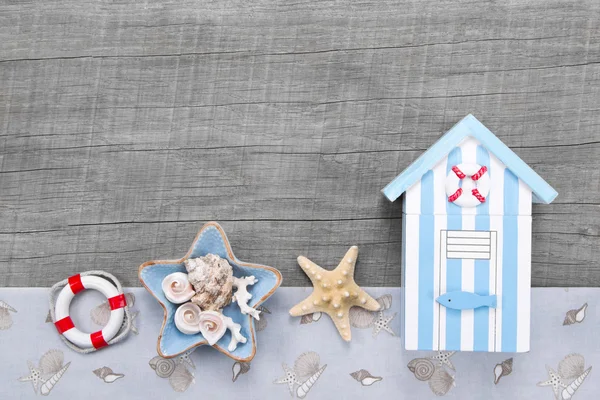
xmin=382 ymin=115 xmax=557 ymax=352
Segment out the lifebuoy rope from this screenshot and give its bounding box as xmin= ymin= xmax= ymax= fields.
xmin=448 ymin=165 xmax=488 ymax=203
xmin=471 ymin=165 xmax=488 ymax=181
xmin=451 ymin=165 xmax=466 ymax=179
xmin=471 ymin=188 xmax=486 ymax=203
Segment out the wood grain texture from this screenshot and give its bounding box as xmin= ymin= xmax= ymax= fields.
xmin=1 ymin=0 xmax=599 ymax=287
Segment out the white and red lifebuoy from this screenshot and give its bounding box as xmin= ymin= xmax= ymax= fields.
xmin=445 ymin=163 xmax=490 ymax=208
xmin=54 ymin=274 xmax=126 ymax=350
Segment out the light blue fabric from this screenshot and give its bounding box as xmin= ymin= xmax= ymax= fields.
xmin=0 ymin=287 xmax=597 ymax=399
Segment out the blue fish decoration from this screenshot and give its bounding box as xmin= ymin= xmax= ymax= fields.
xmin=436 ymin=291 xmax=497 ymax=310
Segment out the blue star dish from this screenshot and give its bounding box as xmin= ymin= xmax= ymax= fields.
xmin=139 ymin=222 xmax=282 ymax=361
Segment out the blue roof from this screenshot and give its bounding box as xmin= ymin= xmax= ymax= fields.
xmin=381 ymin=114 xmax=558 ymax=204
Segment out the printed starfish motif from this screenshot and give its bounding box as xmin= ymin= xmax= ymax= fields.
xmin=537 ymin=366 xmax=566 ymax=399
xmin=289 ymin=246 xmax=381 ymax=341
xmin=372 ymin=311 xmax=396 ymax=337
xmin=273 ymin=363 xmax=302 ymax=397
xmin=18 ymin=361 xmax=43 ymax=393
xmin=432 ymin=351 xmax=456 ymax=370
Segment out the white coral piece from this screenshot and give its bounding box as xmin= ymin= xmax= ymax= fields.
xmin=222 ymin=315 xmax=247 ymax=351
xmin=232 ymin=276 xmax=261 ymax=320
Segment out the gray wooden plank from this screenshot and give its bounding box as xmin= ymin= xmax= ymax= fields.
xmin=1 ymin=0 xmax=599 ymax=287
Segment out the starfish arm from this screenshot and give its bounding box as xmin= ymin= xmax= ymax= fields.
xmin=289 ymin=294 xmax=321 ymax=317
xmin=297 ymin=256 xmax=327 ymax=284
xmin=329 ymin=309 xmax=352 ymax=342
xmin=18 ymin=375 xmax=33 ymax=382
xmin=354 ymin=289 xmax=381 ymax=312
xmin=337 ymin=246 xmax=358 ymax=275
xmin=372 ymin=323 xmax=383 ymax=337
xmin=536 ymin=380 xmax=552 ymax=387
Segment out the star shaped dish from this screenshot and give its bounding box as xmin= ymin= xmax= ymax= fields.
xmin=139 ymin=222 xmax=282 ymax=361
xmin=289 ymin=246 xmax=380 ymax=341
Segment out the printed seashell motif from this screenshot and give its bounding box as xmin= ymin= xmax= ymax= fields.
xmin=198 ymin=310 xmax=228 ymax=346
xmin=300 ymin=312 xmax=322 ymax=325
xmin=45 ymin=310 xmax=52 ymax=323
xmin=294 ymin=352 xmax=322 ymax=381
xmin=184 ymin=254 xmax=234 ymax=311
xmin=350 ymin=369 xmax=383 ymax=386
xmin=232 ymin=361 xmax=251 ymax=382
xmin=494 ymin=358 xmax=513 ymax=384
xmin=408 ymin=358 xmax=436 ymax=381
xmin=376 ymin=294 xmax=393 ymax=311
xmin=18 ymin=349 xmax=69 ymax=395
xmin=428 ymin=367 xmax=455 ymax=396
xmin=0 ymin=300 xmax=17 ymax=330
xmin=561 ymin=366 xmax=592 ymax=400
xmin=162 ymin=273 xmax=195 ymax=304
xmin=149 ymin=356 xmax=177 ymax=378
xmin=558 ymin=354 xmax=586 ymax=380
xmin=349 ymin=306 xmax=377 ymax=328
xmin=174 ymin=303 xmax=203 ymax=335
xmin=93 ymin=366 xmax=125 ymax=383
xmin=178 ymin=350 xmax=196 ymax=370
xmin=255 ymin=305 xmax=270 ymax=332
xmin=297 ymin=364 xmax=327 ymax=399
xmin=169 ymin=363 xmax=195 ymax=393
xmin=563 ymin=303 xmax=588 ymax=326
xmin=40 ymin=362 xmax=70 ymax=396
xmin=91 ymin=292 xmax=136 ymax=326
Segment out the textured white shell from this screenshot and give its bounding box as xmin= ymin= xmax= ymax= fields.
xmin=162 ymin=273 xmax=196 ymax=304
xmin=184 ymin=254 xmax=233 ymax=311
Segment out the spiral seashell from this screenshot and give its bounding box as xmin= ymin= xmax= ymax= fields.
xmin=407 ymin=358 xmax=435 ymax=381
xmin=428 ymin=367 xmax=455 ymax=396
xmin=350 ymin=369 xmax=383 ymax=386
xmin=563 ymin=303 xmax=587 ymax=326
xmin=197 ymin=310 xmax=227 ymax=346
xmin=149 ymin=356 xmax=176 ymax=378
xmin=174 ymin=303 xmax=203 ymax=335
xmin=494 ymin=358 xmax=513 ymax=384
xmin=184 ymin=254 xmax=233 ymax=311
xmin=232 ymin=362 xmax=251 ymax=382
xmin=162 ymin=273 xmax=196 ymax=304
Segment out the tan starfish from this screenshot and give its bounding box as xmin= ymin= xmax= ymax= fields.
xmin=289 ymin=246 xmax=380 ymax=341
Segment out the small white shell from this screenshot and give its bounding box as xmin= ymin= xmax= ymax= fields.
xmin=162 ymin=273 xmax=196 ymax=304
xmin=197 ymin=311 xmax=227 ymax=346
xmin=174 ymin=303 xmax=202 ymax=335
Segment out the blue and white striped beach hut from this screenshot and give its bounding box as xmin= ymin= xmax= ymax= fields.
xmin=382 ymin=115 xmax=557 ymax=353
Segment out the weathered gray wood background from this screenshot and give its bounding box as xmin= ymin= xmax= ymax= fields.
xmin=1 ymin=0 xmax=599 ymax=287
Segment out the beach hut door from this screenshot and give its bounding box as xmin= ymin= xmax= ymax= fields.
xmin=436 ymin=230 xmax=498 ymax=351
